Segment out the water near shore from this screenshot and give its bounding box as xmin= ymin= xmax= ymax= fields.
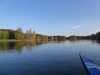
xmin=0 ymin=40 xmax=100 ymax=75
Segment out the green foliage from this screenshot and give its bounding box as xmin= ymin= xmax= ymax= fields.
xmin=0 ymin=31 xmax=3 ymax=39
xmin=0 ymin=30 xmax=9 ymax=39
xmin=14 ymin=30 xmax=24 ymax=40
xmin=0 ymin=28 xmax=67 ymax=41
xmin=9 ymin=30 xmax=15 ymax=39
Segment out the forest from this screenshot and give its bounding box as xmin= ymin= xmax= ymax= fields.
xmin=68 ymin=31 xmax=100 ymax=41
xmin=0 ymin=28 xmax=66 ymax=41
xmin=0 ymin=28 xmax=100 ymax=41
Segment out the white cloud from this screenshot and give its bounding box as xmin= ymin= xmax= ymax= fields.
xmin=72 ymin=25 xmax=80 ymax=29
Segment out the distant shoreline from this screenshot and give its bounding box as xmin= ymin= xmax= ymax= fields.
xmin=0 ymin=40 xmax=24 ymax=41
xmin=0 ymin=39 xmax=46 ymax=41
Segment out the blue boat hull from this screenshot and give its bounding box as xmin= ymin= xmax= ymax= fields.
xmin=79 ymin=53 xmax=100 ymax=75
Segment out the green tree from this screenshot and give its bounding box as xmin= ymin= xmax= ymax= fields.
xmin=96 ymin=31 xmax=100 ymax=40
xmin=15 ymin=30 xmax=24 ymax=40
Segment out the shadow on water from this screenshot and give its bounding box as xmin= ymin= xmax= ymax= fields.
xmin=0 ymin=40 xmax=66 ymax=53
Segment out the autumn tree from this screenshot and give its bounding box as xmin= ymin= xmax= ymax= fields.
xmin=14 ymin=28 xmax=24 ymax=40
xmin=35 ymin=34 xmax=41 ymax=40
xmin=26 ymin=28 xmax=35 ymax=40
xmin=50 ymin=36 xmax=54 ymax=41
xmin=69 ymin=35 xmax=76 ymax=41
xmin=54 ymin=36 xmax=58 ymax=41
xmin=45 ymin=35 xmax=48 ymax=40
xmin=32 ymin=31 xmax=36 ymax=40
xmin=17 ymin=28 xmax=23 ymax=32
xmin=60 ymin=36 xmax=66 ymax=41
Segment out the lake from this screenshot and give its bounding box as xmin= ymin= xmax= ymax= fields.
xmin=0 ymin=40 xmax=100 ymax=75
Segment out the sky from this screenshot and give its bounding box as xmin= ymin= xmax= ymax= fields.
xmin=0 ymin=0 xmax=100 ymax=36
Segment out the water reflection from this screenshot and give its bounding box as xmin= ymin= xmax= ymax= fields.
xmin=0 ymin=40 xmax=100 ymax=53
xmin=0 ymin=42 xmax=15 ymax=50
xmin=97 ymin=40 xmax=100 ymax=43
xmin=0 ymin=40 xmax=66 ymax=52
xmin=0 ymin=40 xmax=100 ymax=75
xmin=69 ymin=39 xmax=100 ymax=44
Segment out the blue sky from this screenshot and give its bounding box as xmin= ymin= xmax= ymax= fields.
xmin=0 ymin=0 xmax=100 ymax=36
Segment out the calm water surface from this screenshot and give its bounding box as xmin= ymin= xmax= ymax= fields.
xmin=0 ymin=40 xmax=100 ymax=75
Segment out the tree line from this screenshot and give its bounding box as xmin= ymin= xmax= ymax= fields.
xmin=67 ymin=31 xmax=100 ymax=41
xmin=1 ymin=28 xmax=99 ymax=41
xmin=0 ymin=28 xmax=66 ymax=41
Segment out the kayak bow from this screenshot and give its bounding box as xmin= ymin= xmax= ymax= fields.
xmin=79 ymin=53 xmax=100 ymax=75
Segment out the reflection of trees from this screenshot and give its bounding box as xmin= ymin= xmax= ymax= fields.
xmin=69 ymin=39 xmax=76 ymax=43
xmin=0 ymin=40 xmax=66 ymax=53
xmin=25 ymin=41 xmax=36 ymax=52
xmin=0 ymin=42 xmax=15 ymax=51
xmin=48 ymin=40 xmax=66 ymax=44
xmin=97 ymin=40 xmax=100 ymax=44
xmin=42 ymin=40 xmax=48 ymax=44
xmin=15 ymin=41 xmax=25 ymax=53
xmin=69 ymin=39 xmax=76 ymax=41
xmin=35 ymin=40 xmax=42 ymax=45
xmin=58 ymin=41 xmax=66 ymax=43
xmin=91 ymin=40 xmax=96 ymax=43
xmin=0 ymin=42 xmax=9 ymax=50
xmin=25 ymin=40 xmax=48 ymax=51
